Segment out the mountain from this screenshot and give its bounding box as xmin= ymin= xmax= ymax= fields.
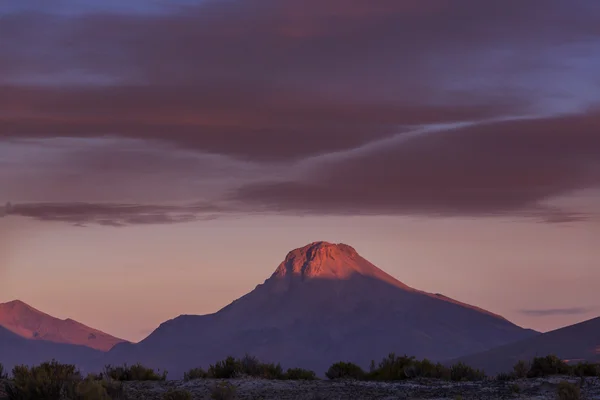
xmin=0 ymin=325 xmax=102 ymax=373
xmin=454 ymin=316 xmax=600 ymax=375
xmin=105 ymin=241 xmax=537 ymax=377
xmin=0 ymin=300 xmax=126 ymax=351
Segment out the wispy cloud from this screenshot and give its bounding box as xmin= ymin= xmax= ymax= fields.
xmin=2 ymin=202 xmax=224 ymax=227
xmin=234 ymin=112 xmax=600 ymax=221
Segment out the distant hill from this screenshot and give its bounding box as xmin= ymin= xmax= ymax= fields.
xmin=0 ymin=325 xmax=102 ymax=373
xmin=105 ymin=241 xmax=537 ymax=377
xmin=0 ymin=300 xmax=127 ymax=351
xmin=455 ymin=316 xmax=600 ymax=375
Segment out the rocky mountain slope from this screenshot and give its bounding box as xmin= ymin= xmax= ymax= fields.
xmin=106 ymin=241 xmax=537 ymax=377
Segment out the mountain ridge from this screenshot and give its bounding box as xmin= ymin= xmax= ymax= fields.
xmin=454 ymin=315 xmax=600 ymax=374
xmin=0 ymin=299 xmax=127 ymax=352
xmin=0 ymin=324 xmax=102 ymax=374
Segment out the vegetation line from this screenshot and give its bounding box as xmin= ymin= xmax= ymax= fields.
xmin=1 ymin=354 xmax=598 ymax=400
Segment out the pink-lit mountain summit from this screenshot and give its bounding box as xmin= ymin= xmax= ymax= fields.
xmin=272 ymin=242 xmax=406 ymax=283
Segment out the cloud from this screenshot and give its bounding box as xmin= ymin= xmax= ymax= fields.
xmin=2 ymin=202 xmax=223 ymax=227
xmin=234 ymin=112 xmax=600 ymax=220
xmin=1 ymin=0 xmax=600 ymax=224
xmin=519 ymin=307 xmax=593 ymax=317
xmin=0 ymin=86 xmax=523 ymax=162
xmin=0 ymin=137 xmax=274 ymax=203
xmin=1 ymin=0 xmax=599 ymax=161
xmin=2 ymin=112 xmax=599 ymax=225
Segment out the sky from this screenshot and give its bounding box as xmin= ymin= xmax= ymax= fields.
xmin=1 ymin=0 xmax=599 ymax=342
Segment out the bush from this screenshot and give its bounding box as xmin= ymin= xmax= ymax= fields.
xmin=184 ymin=367 xmax=208 ymax=381
xmin=6 ymin=360 xmax=82 ymax=400
xmin=85 ymin=373 xmax=103 ymax=381
xmin=238 ymin=355 xmax=261 ymax=377
xmin=449 ymin=362 xmax=485 ymax=382
xmin=104 ymin=363 xmax=167 ymax=381
xmin=368 ymin=354 xmax=416 ymax=381
xmin=326 ymin=362 xmax=366 ymax=380
xmin=513 ymin=360 xmax=529 ymax=379
xmin=210 ymin=382 xmax=236 ymax=400
xmin=207 ymin=355 xmax=293 ymax=380
xmin=163 ymin=389 xmax=193 ymax=400
xmin=76 ymin=379 xmax=111 ymax=400
xmin=527 ymin=355 xmax=570 ymax=378
xmin=571 ymin=362 xmax=600 ymax=377
xmin=364 ymin=354 xmax=462 ymax=381
xmin=557 ymin=381 xmax=580 ymax=400
xmin=252 ymin=362 xmax=284 ymax=380
xmin=208 ymin=357 xmax=242 ymax=379
xmin=284 ymin=368 xmax=316 ymax=380
xmin=411 ymin=359 xmax=451 ymax=380
xmin=0 ymin=363 xmax=6 ymax=379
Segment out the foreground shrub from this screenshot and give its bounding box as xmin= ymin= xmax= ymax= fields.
xmin=208 ymin=357 xmax=243 ymax=379
xmin=513 ymin=360 xmax=529 ymax=379
xmin=449 ymin=362 xmax=485 ymax=382
xmin=163 ymin=389 xmax=193 ymax=400
xmin=241 ymin=355 xmax=285 ymax=379
xmin=184 ymin=367 xmax=208 ymax=381
xmin=528 ymin=355 xmax=570 ymax=378
xmin=206 ymin=355 xmax=312 ymax=380
xmin=104 ymin=363 xmax=167 ymax=381
xmin=411 ymin=359 xmax=451 ymax=380
xmin=210 ymin=382 xmax=236 ymax=400
xmin=326 ymin=362 xmax=366 ymax=380
xmin=557 ymin=381 xmax=581 ymax=400
xmin=75 ymin=379 xmax=110 ymax=400
xmin=0 ymin=363 xmax=5 ymax=379
xmin=368 ymin=354 xmax=417 ymax=381
xmin=571 ymin=362 xmax=600 ymax=377
xmin=284 ymin=368 xmax=316 ymax=380
xmin=6 ymin=360 xmax=81 ymax=400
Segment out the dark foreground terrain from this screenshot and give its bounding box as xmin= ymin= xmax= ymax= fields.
xmin=2 ymin=377 xmax=600 ymax=399
xmin=119 ymin=376 xmax=600 ymax=400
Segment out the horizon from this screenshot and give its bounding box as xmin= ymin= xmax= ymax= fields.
xmin=1 ymin=0 xmax=599 ymax=345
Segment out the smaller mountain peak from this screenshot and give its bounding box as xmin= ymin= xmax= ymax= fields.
xmin=3 ymin=299 xmax=26 ymax=306
xmin=1 ymin=300 xmax=35 ymax=311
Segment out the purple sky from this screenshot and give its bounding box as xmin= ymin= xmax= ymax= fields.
xmin=1 ymin=0 xmax=599 ymax=341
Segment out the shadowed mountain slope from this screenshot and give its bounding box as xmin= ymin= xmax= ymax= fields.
xmin=0 ymin=300 xmax=127 ymax=351
xmin=106 ymin=242 xmax=536 ymax=377
xmin=0 ymin=325 xmax=102 ymax=373
xmin=455 ymin=316 xmax=600 ymax=375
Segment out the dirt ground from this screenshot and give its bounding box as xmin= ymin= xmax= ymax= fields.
xmin=122 ymin=376 xmax=600 ymax=400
